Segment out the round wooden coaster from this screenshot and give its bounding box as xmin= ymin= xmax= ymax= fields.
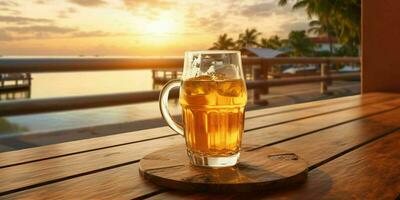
xmin=139 ymin=145 xmax=308 ymax=192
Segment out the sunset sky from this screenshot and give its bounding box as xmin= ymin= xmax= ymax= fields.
xmin=0 ymin=0 xmax=309 ymax=56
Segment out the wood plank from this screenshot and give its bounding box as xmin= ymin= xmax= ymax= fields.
xmin=1 ymin=164 xmax=159 ymax=200
xmin=0 ymin=98 xmax=399 ymax=195
xmin=246 ymin=92 xmax=362 ymax=118
xmin=362 ymin=0 xmax=400 ymax=93
xmin=245 ymin=92 xmax=386 ymax=118
xmin=243 ymin=95 xmax=400 ymax=132
xmin=1 ymin=93 xmax=397 ymax=168
xmin=139 ymin=146 xmax=308 ymax=192
xmin=266 ymin=131 xmax=400 ymax=199
xmin=153 ymin=131 xmax=400 ymax=200
xmin=146 ymin=111 xmax=400 ymax=199
xmin=2 ymin=105 xmax=400 ymax=199
xmin=244 ymin=98 xmax=400 ymax=148
xmin=0 ymin=93 xmax=376 ymax=167
xmin=0 ymin=126 xmax=176 ymax=168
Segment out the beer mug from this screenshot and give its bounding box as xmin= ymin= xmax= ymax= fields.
xmin=159 ymin=51 xmax=247 ymax=167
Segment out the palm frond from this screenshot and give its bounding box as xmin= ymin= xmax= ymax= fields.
xmin=278 ymin=0 xmax=289 ymax=6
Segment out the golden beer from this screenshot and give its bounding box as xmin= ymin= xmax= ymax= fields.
xmin=180 ymin=76 xmax=247 ymax=157
xmin=160 ymin=50 xmax=246 ymax=167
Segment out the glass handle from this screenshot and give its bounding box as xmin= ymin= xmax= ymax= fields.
xmin=159 ymin=79 xmax=184 ymax=136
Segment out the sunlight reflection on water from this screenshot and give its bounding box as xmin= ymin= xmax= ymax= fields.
xmin=0 ymin=70 xmax=182 ymax=135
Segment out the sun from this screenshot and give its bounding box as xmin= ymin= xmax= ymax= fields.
xmin=145 ymin=18 xmax=176 ymax=34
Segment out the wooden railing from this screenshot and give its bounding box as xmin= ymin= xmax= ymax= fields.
xmin=0 ymin=57 xmax=359 ymax=72
xmin=0 ymin=57 xmax=360 ymax=116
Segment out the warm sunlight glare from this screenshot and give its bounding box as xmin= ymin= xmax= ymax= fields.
xmin=145 ymin=19 xmax=176 ymax=34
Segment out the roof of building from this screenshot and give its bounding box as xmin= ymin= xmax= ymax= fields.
xmin=241 ymin=47 xmax=286 ymax=58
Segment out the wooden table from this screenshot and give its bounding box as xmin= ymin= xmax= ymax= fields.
xmin=0 ymin=92 xmax=399 ymax=199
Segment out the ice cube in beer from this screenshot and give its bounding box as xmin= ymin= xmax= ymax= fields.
xmin=214 ymin=64 xmax=238 ymax=79
xmin=217 ymin=80 xmax=244 ymax=97
xmin=183 ymin=76 xmax=214 ymax=96
xmin=211 ymin=73 xmax=226 ymax=81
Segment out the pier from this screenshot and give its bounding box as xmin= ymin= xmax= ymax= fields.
xmin=0 ymin=73 xmax=31 ymax=100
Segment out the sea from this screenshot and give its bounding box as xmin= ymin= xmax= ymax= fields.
xmin=0 ymin=70 xmax=183 ymax=137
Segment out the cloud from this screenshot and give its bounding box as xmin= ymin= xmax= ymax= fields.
xmin=71 ymin=30 xmax=112 ymax=37
xmin=0 ymin=30 xmax=13 ymax=41
xmin=68 ymin=0 xmax=106 ymax=7
xmin=123 ymin=0 xmax=176 ymax=19
xmin=0 ymin=25 xmax=116 ymax=41
xmin=280 ymin=21 xmax=309 ymax=31
xmin=240 ymin=1 xmax=297 ymax=18
xmin=35 ymin=0 xmax=51 ymax=4
xmin=0 ymin=0 xmax=19 ymax=14
xmin=58 ymin=7 xmax=78 ymax=18
xmin=58 ymin=12 xmax=67 ymax=18
xmin=0 ymin=0 xmax=18 ymax=7
xmin=278 ymin=21 xmax=309 ymax=36
xmin=195 ymin=12 xmax=227 ymax=33
xmin=124 ymin=0 xmax=175 ymax=9
xmin=0 ymin=7 xmax=20 ymax=15
xmin=68 ymin=7 xmax=77 ymax=13
xmin=241 ymin=2 xmax=276 ymax=17
xmin=3 ymin=25 xmax=76 ymax=34
xmin=0 ymin=16 xmax=53 ymax=25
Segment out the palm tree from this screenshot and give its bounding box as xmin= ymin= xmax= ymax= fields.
xmin=236 ymin=28 xmax=261 ymax=48
xmin=308 ymin=20 xmax=336 ymax=55
xmin=287 ymin=30 xmax=315 ymax=56
xmin=259 ymin=35 xmax=283 ymax=49
xmin=278 ymin=0 xmax=360 ymax=52
xmin=209 ymin=34 xmax=236 ymax=50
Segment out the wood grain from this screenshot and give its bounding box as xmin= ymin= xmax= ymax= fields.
xmin=269 ymin=130 xmax=400 ymax=200
xmin=244 ymin=98 xmax=400 ymax=149
xmin=139 ymin=146 xmax=308 ymax=192
xmin=0 ymin=98 xmax=399 ymax=195
xmin=1 ymin=92 xmax=397 ymax=168
xmin=245 ymin=92 xmax=391 ymax=118
xmin=0 ymin=100 xmax=398 ymax=195
xmin=0 ymin=126 xmax=175 ymax=168
xmin=0 ymin=93 xmax=400 ymax=168
xmin=154 ymin=131 xmax=400 ymax=200
xmin=362 ymin=0 xmax=400 ymax=93
xmin=3 ymin=105 xmax=400 ymax=199
xmin=243 ymin=93 xmax=400 ymax=130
